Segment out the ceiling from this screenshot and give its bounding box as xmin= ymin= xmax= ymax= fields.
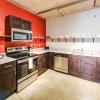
xmin=7 ymin=0 xmax=100 ymax=19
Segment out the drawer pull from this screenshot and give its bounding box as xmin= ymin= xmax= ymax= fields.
xmin=14 ymin=69 xmax=16 ymax=76
xmin=4 ymin=65 xmax=12 ymax=69
xmin=17 ymin=59 xmax=28 ymax=64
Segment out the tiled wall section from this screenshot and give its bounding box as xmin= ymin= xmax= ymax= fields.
xmin=0 ymin=0 xmax=46 ymax=53
xmin=46 ymin=42 xmax=100 ymax=55
xmin=46 ymin=8 xmax=100 ymax=54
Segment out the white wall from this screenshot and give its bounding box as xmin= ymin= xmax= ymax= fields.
xmin=46 ymin=8 xmax=100 ymax=54
xmin=46 ymin=8 xmax=100 ymax=37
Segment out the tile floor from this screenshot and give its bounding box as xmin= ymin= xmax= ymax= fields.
xmin=6 ymin=70 xmax=100 ymax=100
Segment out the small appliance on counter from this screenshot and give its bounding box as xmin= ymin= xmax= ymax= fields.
xmin=44 ymin=46 xmax=49 ymax=50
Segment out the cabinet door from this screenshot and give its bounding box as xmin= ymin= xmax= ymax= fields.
xmin=38 ymin=55 xmax=47 ymax=75
xmin=6 ymin=15 xmax=31 ymax=30
xmin=44 ymin=53 xmax=49 ymax=69
xmin=10 ymin=16 xmax=22 ymax=28
xmin=68 ymin=58 xmax=80 ymax=76
xmin=0 ymin=61 xmax=16 ymax=95
xmin=38 ymin=58 xmax=43 ymax=75
xmin=22 ymin=20 xmax=31 ymax=30
xmin=0 ymin=68 xmax=16 ymax=93
xmin=80 ymin=58 xmax=96 ymax=81
xmin=96 ymin=58 xmax=100 ymax=82
xmin=49 ymin=53 xmax=54 ymax=70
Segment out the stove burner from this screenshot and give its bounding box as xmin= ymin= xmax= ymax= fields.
xmin=6 ymin=46 xmax=37 ymax=60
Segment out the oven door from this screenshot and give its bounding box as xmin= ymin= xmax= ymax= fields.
xmin=11 ymin=28 xmax=32 ymax=42
xmin=17 ymin=57 xmax=38 ymax=80
xmin=17 ymin=59 xmax=29 ymax=79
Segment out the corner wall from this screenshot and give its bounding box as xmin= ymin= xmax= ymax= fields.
xmin=46 ymin=8 xmax=100 ymax=54
xmin=46 ymin=8 xmax=100 ymax=37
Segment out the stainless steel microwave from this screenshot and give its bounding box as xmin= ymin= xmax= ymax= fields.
xmin=11 ymin=28 xmax=32 ymax=42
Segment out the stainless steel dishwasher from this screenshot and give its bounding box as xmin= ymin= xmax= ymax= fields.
xmin=54 ymin=53 xmax=68 ymax=73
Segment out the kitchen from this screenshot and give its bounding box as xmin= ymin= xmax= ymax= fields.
xmin=0 ymin=0 xmax=100 ymax=100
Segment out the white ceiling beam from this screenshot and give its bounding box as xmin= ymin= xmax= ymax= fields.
xmin=36 ymin=0 xmax=88 ymax=15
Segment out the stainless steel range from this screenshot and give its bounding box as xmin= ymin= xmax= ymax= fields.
xmin=6 ymin=46 xmax=38 ymax=92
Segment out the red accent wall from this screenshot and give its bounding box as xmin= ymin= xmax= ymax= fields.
xmin=0 ymin=0 xmax=46 ymax=53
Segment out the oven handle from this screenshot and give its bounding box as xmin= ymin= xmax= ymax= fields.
xmin=3 ymin=65 xmax=12 ymax=69
xmin=32 ymin=56 xmax=38 ymax=60
xmin=17 ymin=59 xmax=28 ymax=64
xmin=17 ymin=56 xmax=38 ymax=64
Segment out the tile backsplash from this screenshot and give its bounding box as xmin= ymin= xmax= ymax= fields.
xmin=46 ymin=42 xmax=100 ymax=55
xmin=46 ymin=7 xmax=100 ymax=55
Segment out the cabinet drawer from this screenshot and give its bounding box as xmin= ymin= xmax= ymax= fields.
xmin=0 ymin=61 xmax=16 ymax=71
xmin=81 ymin=57 xmax=96 ymax=64
xmin=68 ymin=55 xmax=80 ymax=60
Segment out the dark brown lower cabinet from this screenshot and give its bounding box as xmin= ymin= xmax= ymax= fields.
xmin=68 ymin=55 xmax=80 ymax=77
xmin=80 ymin=57 xmax=96 ymax=81
xmin=48 ymin=52 xmax=54 ymax=70
xmin=68 ymin=55 xmax=97 ymax=82
xmin=0 ymin=61 xmax=16 ymax=98
xmin=37 ymin=52 xmax=100 ymax=83
xmin=0 ymin=69 xmax=16 ymax=92
xmin=44 ymin=53 xmax=49 ymax=69
xmin=96 ymin=58 xmax=100 ymax=82
xmin=38 ymin=53 xmax=48 ymax=75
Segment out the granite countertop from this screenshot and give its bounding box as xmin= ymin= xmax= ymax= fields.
xmin=0 ymin=48 xmax=99 ymax=65
xmin=31 ymin=49 xmax=100 ymax=58
xmin=0 ymin=56 xmax=16 ymax=65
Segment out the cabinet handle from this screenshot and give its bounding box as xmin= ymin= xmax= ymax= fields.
xmin=14 ymin=69 xmax=16 ymax=76
xmin=3 ymin=65 xmax=12 ymax=69
xmin=17 ymin=59 xmax=28 ymax=64
xmin=44 ymin=58 xmax=45 ymax=62
xmin=38 ymin=59 xmax=39 ymax=65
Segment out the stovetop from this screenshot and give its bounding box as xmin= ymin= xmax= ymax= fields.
xmin=7 ymin=52 xmax=37 ymax=60
xmin=6 ymin=46 xmax=37 ymax=60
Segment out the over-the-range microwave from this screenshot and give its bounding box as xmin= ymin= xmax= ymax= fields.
xmin=11 ymin=28 xmax=32 ymax=42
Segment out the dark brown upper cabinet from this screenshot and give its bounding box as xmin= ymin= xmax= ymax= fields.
xmin=9 ymin=16 xmax=22 ymax=28
xmin=21 ymin=19 xmax=31 ymax=30
xmin=5 ymin=15 xmax=31 ymax=31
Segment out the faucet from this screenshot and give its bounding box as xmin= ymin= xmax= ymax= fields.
xmin=72 ymin=48 xmax=84 ymax=54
